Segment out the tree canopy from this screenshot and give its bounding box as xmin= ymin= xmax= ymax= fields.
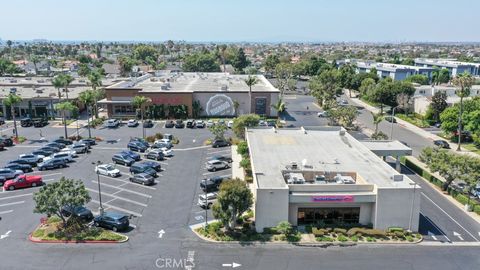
xmin=182 ymin=52 xmax=220 ymax=72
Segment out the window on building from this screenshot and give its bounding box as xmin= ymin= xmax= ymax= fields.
xmin=297 ymin=207 xmax=360 ymax=225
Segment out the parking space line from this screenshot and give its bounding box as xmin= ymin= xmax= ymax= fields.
xmin=91 ymin=181 xmax=152 ymax=198
xmin=0 ymin=193 xmax=33 ymax=201
xmin=99 ymin=175 xmax=157 ymax=190
xmin=43 ymin=178 xmax=55 ymax=182
xmin=202 ymin=170 xmax=231 ymax=176
xmin=0 ymin=210 xmax=13 ymax=215
xmin=86 ymin=189 xmax=148 ymax=207
xmin=90 ymin=199 xmax=143 ymax=217
xmin=0 ymin=201 xmax=25 ymax=207
xmin=206 ymin=149 xmax=231 ymax=155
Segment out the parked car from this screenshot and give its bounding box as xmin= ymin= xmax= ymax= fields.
xmin=384 ymin=116 xmax=397 ymax=123
xmin=160 ymin=147 xmax=174 ymax=157
xmin=0 ymin=137 xmax=14 ymax=147
xmin=163 ymin=134 xmax=173 ymax=141
xmin=39 ymin=146 xmax=60 ymax=153
xmin=141 ymin=161 xmax=161 ymax=172
xmin=145 ymin=149 xmax=164 ymax=161
xmin=196 ymin=120 xmax=205 ymax=128
xmin=93 ymin=212 xmax=130 ymax=232
xmin=129 ymin=163 xmax=157 ymax=177
xmin=129 ymin=137 xmax=150 ymax=148
xmin=198 ymin=192 xmax=218 ymax=208
xmin=433 ymin=140 xmax=450 ymax=149
xmin=212 ymin=139 xmax=231 ymax=148
xmin=95 ymin=163 xmax=121 ymax=177
xmin=3 ymin=174 xmax=43 ymax=191
xmin=38 ymin=158 xmax=67 ymax=171
xmin=218 ymin=119 xmax=225 ymax=125
xmin=32 ymin=149 xmax=54 ymax=157
xmin=79 ymin=138 xmax=96 ymax=147
xmin=209 ymin=155 xmax=233 ymax=163
xmin=4 ymin=163 xmax=33 ymax=173
xmin=206 ymin=120 xmax=215 ymax=128
xmin=317 ymin=111 xmax=329 ymax=117
xmin=48 ymin=152 xmax=75 ymax=162
xmin=0 ymin=168 xmax=24 ymax=179
xmin=175 ymin=120 xmax=185 ymax=128
xmin=33 ymin=118 xmax=48 ymax=127
xmin=0 ymin=176 xmax=6 ymax=187
xmin=45 ymin=142 xmax=65 ymax=149
xmin=53 ymin=138 xmax=73 ymax=145
xmin=165 ymin=120 xmax=175 ymax=128
xmin=186 ymin=119 xmax=196 ymax=128
xmin=200 ymin=176 xmax=225 ymax=192
xmin=106 ymin=118 xmax=120 ymax=128
xmin=206 ymin=160 xmax=229 ymax=172
xmin=20 ymin=117 xmax=33 ymax=127
xmin=127 ymin=119 xmax=139 ymax=127
xmin=339 ymin=99 xmax=349 ymax=106
xmin=152 ymin=142 xmax=171 ymax=150
xmin=7 ymin=158 xmax=38 ymax=167
xmin=120 ymin=150 xmax=141 ymax=161
xmin=143 ymin=119 xmax=154 ymax=128
xmin=19 ymin=154 xmax=44 ymax=163
xmin=112 ymin=154 xmax=135 ymax=166
xmin=266 ymin=120 xmax=276 ymax=127
xmin=71 ymin=143 xmax=89 ymax=154
xmin=154 ymin=138 xmax=172 ymax=147
xmin=127 ymin=141 xmax=148 ymax=152
xmin=471 ymin=183 xmax=480 ymax=199
xmin=451 ymin=181 xmax=467 ymax=192
xmin=129 ymin=173 xmax=155 ymax=185
xmin=58 ymin=148 xmax=78 ymax=158
xmin=453 ymin=130 xmax=473 ymax=143
xmin=227 ymin=120 xmax=234 ymax=128
xmin=61 ymin=205 xmax=94 ymax=222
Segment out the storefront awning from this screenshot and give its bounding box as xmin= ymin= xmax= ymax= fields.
xmin=97 ymin=99 xmax=132 ymax=104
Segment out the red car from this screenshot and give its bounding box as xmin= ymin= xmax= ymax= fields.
xmin=3 ymin=175 xmax=43 ymax=191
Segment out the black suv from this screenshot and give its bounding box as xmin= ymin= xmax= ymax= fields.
xmin=186 ymin=120 xmax=196 ymax=128
xmin=4 ymin=163 xmax=33 ymax=173
xmin=8 ymin=158 xmax=37 ymax=167
xmin=112 ymin=154 xmax=135 ymax=166
xmin=129 ymin=173 xmax=155 ymax=185
xmin=143 ymin=119 xmax=154 ymax=128
xmin=33 ymin=118 xmax=48 ymax=127
xmin=53 ymin=138 xmax=73 ymax=145
xmin=145 ymin=149 xmax=164 ymax=161
xmin=20 ymin=118 xmax=33 ymax=127
xmin=200 ymin=176 xmax=225 ymax=192
xmin=212 ymin=139 xmax=231 ymax=148
xmin=129 ymin=163 xmax=157 ymax=177
xmin=61 ymin=205 xmax=94 ymax=222
xmin=174 ymin=120 xmax=185 ymax=128
xmin=165 ymin=120 xmax=175 ymax=128
xmin=0 ymin=137 xmax=13 ymax=147
xmin=93 ymin=212 xmax=130 ymax=232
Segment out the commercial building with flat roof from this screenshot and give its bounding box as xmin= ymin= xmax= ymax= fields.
xmin=415 ymin=58 xmax=480 ymax=76
xmin=246 ymin=127 xmax=420 ymax=232
xmin=356 ymin=61 xmax=435 ymax=81
xmin=100 ymin=72 xmax=280 ymax=118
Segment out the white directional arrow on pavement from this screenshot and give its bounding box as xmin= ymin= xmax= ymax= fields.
xmin=427 ymin=231 xmax=437 ymax=241
xmin=222 ymin=262 xmax=241 ymax=268
xmin=158 ymin=229 xmax=165 ymax=238
xmin=453 ymin=231 xmax=464 ymax=241
xmin=0 ymin=230 xmax=11 ymax=240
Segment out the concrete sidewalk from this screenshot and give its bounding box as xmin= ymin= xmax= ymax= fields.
xmin=347 ymin=96 xmax=480 ymax=158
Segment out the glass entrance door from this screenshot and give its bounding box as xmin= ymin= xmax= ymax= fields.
xmin=297 ymin=207 xmax=360 ymax=225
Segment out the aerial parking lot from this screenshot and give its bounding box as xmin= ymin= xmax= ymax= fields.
xmin=0 ymin=119 xmax=234 ymax=240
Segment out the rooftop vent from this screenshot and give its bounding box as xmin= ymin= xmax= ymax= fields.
xmin=339 ymin=129 xmax=346 ymax=136
xmin=393 ymin=175 xmax=404 ymax=182
xmin=221 ymin=84 xmax=228 ymax=91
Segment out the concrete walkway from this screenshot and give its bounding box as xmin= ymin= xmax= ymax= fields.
xmin=347 ymin=96 xmax=480 ymax=158
xmin=231 ymin=145 xmax=244 ymax=180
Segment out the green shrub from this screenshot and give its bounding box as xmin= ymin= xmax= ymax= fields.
xmin=263 ymin=227 xmax=279 ymax=234
xmin=350 ymin=235 xmax=359 ymax=242
xmin=32 ymin=229 xmax=45 ymax=238
xmin=394 ymin=231 xmax=405 ymax=238
xmin=171 ymin=137 xmax=179 ymax=144
xmin=316 ymin=236 xmax=334 ymax=242
xmin=237 ymin=141 xmax=249 ymax=157
xmin=154 ymin=133 xmax=163 ymax=139
xmin=145 ymin=135 xmax=156 ymax=143
xmin=388 ymin=227 xmax=405 ymax=233
xmin=312 ymin=228 xmax=328 ymax=237
xmin=406 ymin=235 xmax=414 ymax=242
xmin=337 ymin=235 xmax=349 ymax=242
xmin=240 ymin=157 xmax=251 ymax=170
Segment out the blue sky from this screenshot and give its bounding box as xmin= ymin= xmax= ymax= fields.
xmin=1 ymin=0 xmax=479 ymax=42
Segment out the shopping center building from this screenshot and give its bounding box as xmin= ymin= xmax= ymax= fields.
xmin=246 ymin=127 xmax=420 ymax=232
xmin=100 ymin=72 xmax=280 ymax=118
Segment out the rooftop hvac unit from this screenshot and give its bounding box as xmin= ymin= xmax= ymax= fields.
xmin=393 ymin=175 xmax=404 ymax=182
xmin=339 ymin=129 xmax=346 ymax=136
xmin=160 ymin=84 xmax=168 ymax=90
xmin=290 ymin=162 xmax=298 ymax=170
xmin=221 ymin=84 xmax=228 ymax=91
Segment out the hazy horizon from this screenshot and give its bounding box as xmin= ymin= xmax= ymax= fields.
xmin=1 ymin=0 xmax=479 ymax=43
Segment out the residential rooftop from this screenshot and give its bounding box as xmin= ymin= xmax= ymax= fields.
xmin=107 ymin=72 xmax=279 ymax=93
xmin=415 ymin=58 xmax=480 ymax=68
xmin=246 ymin=127 xmax=414 ymax=189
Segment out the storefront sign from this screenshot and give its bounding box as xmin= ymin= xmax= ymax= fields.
xmin=206 ymin=94 xmax=235 ymax=116
xmin=151 ymin=97 xmax=183 ymax=105
xmin=311 ymin=196 xmax=354 ymax=203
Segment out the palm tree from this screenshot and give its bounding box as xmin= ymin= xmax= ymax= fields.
xmin=452 ymin=72 xmax=475 ymax=151
xmin=3 ymin=93 xmax=22 ymax=138
xmin=192 ymin=100 xmax=203 ymax=118
xmin=371 ymin=112 xmax=383 ymax=135
xmin=244 ymin=75 xmax=258 ymax=113
xmin=78 ymin=90 xmax=94 ymax=138
xmin=88 ymin=71 xmax=103 ymax=118
xmin=271 ymin=99 xmax=286 ymax=120
xmin=59 ymin=74 xmax=74 ymax=100
xmin=29 ymin=55 xmax=41 ymax=75
xmin=132 ymin=96 xmax=152 ymax=138
xmin=55 ymin=101 xmax=77 ymax=138
xmin=52 ymin=76 xmax=64 ymax=100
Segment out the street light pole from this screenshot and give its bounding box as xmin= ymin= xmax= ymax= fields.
xmin=93 ymin=161 xmax=104 ymax=215
xmin=390 ymin=107 xmax=397 ymax=140
xmin=408 ymin=182 xmax=417 ymax=232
